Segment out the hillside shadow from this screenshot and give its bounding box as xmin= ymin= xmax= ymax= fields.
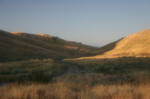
xmin=0 ymin=29 xmax=97 ymax=61
xmin=90 ymin=38 xmax=124 ymax=56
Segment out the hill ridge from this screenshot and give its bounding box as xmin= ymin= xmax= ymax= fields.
xmin=0 ymin=30 xmax=96 ymax=61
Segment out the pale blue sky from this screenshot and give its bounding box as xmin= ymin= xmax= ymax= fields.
xmin=0 ymin=0 xmax=150 ymax=47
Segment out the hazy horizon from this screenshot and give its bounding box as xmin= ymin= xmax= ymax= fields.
xmin=0 ymin=0 xmax=150 ymax=47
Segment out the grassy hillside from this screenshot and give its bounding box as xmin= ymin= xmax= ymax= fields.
xmin=103 ymin=28 xmax=150 ymax=56
xmin=0 ymin=30 xmax=96 ymax=61
xmin=90 ymin=38 xmax=123 ymax=56
xmin=73 ymin=28 xmax=150 ymax=60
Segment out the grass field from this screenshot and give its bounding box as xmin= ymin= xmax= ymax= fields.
xmin=1 ymin=56 xmax=150 ymax=99
xmin=0 ymin=59 xmax=65 ymax=83
xmin=64 ymin=57 xmax=150 ymax=73
xmin=1 ymin=29 xmax=150 ymax=98
xmin=1 ymin=72 xmax=150 ymax=99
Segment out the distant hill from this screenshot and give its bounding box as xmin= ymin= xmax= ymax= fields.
xmin=0 ymin=30 xmax=96 ymax=61
xmin=79 ymin=28 xmax=150 ymax=59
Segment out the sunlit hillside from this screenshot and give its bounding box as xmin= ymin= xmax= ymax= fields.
xmin=103 ymin=28 xmax=150 ymax=56
xmin=90 ymin=38 xmax=123 ymax=56
xmin=0 ymin=30 xmax=96 ymax=61
xmin=73 ymin=28 xmax=150 ymax=60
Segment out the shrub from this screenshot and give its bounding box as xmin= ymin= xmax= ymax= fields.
xmin=14 ymin=70 xmax=28 ymax=74
xmin=0 ymin=70 xmax=28 ymax=75
xmin=91 ymin=64 xmax=129 ymax=74
xmin=29 ymin=70 xmax=52 ymax=83
xmin=0 ymin=71 xmax=11 ymax=75
xmin=16 ymin=71 xmax=53 ymax=84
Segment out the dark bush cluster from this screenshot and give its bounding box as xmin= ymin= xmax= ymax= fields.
xmin=85 ymin=58 xmax=150 ymax=74
xmin=0 ymin=71 xmax=53 ymax=83
xmin=16 ymin=71 xmax=53 ymax=84
xmin=123 ymin=61 xmax=150 ymax=68
xmin=0 ymin=70 xmax=28 ymax=75
xmin=91 ymin=62 xmax=130 ymax=74
xmin=92 ymin=65 xmax=127 ymax=74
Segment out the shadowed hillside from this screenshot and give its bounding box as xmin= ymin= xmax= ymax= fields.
xmin=0 ymin=30 xmax=96 ymax=61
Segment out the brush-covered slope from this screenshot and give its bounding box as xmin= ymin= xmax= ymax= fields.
xmin=0 ymin=30 xmax=96 ymax=61
xmin=94 ymin=28 xmax=150 ymax=57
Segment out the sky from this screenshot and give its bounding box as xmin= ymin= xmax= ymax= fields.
xmin=0 ymin=0 xmax=150 ymax=47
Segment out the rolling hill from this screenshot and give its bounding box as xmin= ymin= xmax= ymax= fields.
xmin=103 ymin=28 xmax=150 ymax=57
xmin=0 ymin=30 xmax=96 ymax=61
xmin=76 ymin=28 xmax=150 ymax=59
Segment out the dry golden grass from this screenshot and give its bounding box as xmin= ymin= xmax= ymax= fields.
xmin=73 ymin=28 xmax=150 ymax=60
xmin=1 ymin=72 xmax=150 ymax=99
xmin=1 ymin=27 xmax=150 ymax=99
xmin=64 ymin=45 xmax=90 ymax=51
xmin=36 ymin=34 xmax=52 ymax=38
xmin=11 ymin=32 xmax=23 ymax=34
xmin=103 ymin=28 xmax=150 ymax=56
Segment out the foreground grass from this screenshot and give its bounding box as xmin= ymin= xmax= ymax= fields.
xmin=1 ymin=73 xmax=150 ymax=99
xmin=1 ymin=57 xmax=150 ymax=99
xmin=0 ymin=59 xmax=65 ymax=83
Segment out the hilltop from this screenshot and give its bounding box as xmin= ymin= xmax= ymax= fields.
xmin=0 ymin=30 xmax=96 ymax=61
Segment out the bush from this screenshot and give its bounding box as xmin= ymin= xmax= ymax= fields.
xmin=91 ymin=64 xmax=129 ymax=74
xmin=0 ymin=71 xmax=11 ymax=75
xmin=14 ymin=70 xmax=28 ymax=74
xmin=29 ymin=71 xmax=52 ymax=83
xmin=16 ymin=71 xmax=53 ymax=84
xmin=0 ymin=70 xmax=28 ymax=75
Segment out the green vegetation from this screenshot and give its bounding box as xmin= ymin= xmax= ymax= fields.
xmin=1 ymin=29 xmax=150 ymax=98
xmin=0 ymin=70 xmax=28 ymax=75
xmin=91 ymin=64 xmax=129 ymax=74
xmin=16 ymin=70 xmax=52 ymax=84
xmin=65 ymin=57 xmax=150 ymax=74
xmin=0 ymin=59 xmax=64 ymax=83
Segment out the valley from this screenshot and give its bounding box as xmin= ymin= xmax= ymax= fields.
xmin=1 ymin=28 xmax=150 ymax=99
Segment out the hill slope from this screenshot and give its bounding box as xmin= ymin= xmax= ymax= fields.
xmin=0 ymin=30 xmax=96 ymax=61
xmin=78 ymin=28 xmax=150 ymax=59
xmin=90 ymin=38 xmax=123 ymax=56
xmin=103 ymin=28 xmax=150 ymax=56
